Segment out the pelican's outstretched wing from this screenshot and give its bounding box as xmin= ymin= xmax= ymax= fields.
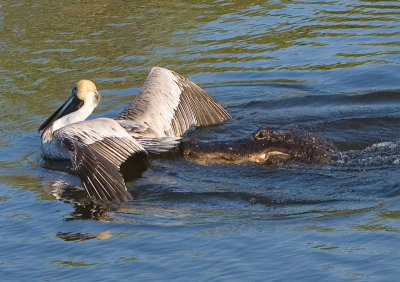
xmin=117 ymin=67 xmax=231 ymax=151
xmin=54 ymin=118 xmax=148 ymax=202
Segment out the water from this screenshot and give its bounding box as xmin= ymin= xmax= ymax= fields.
xmin=1 ymin=0 xmax=400 ymax=280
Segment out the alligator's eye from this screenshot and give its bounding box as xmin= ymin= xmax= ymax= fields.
xmin=254 ymin=125 xmax=271 ymax=140
xmin=254 ymin=130 xmax=267 ymax=140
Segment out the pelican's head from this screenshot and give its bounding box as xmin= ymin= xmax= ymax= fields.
xmin=39 ymin=80 xmax=101 ymax=134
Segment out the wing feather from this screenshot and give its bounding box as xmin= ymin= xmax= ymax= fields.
xmin=54 ymin=118 xmax=148 ymax=202
xmin=118 ymin=67 xmax=231 ymax=139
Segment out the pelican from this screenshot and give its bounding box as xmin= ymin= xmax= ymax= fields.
xmin=39 ymin=67 xmax=231 ymax=202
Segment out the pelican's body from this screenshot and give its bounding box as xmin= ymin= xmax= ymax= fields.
xmin=42 ymin=139 xmax=70 ymax=160
xmin=39 ymin=67 xmax=231 ymax=202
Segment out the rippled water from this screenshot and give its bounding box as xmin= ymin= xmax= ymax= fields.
xmin=1 ymin=0 xmax=400 ymax=280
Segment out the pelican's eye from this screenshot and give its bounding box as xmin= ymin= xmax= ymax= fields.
xmin=94 ymin=91 xmax=101 ymax=104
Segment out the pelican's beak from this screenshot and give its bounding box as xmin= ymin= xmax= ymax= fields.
xmin=38 ymin=90 xmax=83 ymax=132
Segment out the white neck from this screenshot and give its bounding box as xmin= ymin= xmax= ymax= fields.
xmin=52 ymin=101 xmax=95 ymax=132
xmin=41 ymin=97 xmax=98 ymax=143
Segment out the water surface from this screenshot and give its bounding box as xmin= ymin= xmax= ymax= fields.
xmin=1 ymin=0 xmax=400 ymax=280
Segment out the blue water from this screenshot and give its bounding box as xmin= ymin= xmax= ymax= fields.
xmin=1 ymin=0 xmax=400 ymax=280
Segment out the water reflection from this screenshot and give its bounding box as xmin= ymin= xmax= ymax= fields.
xmin=47 ymin=180 xmax=90 ymax=204
xmin=57 ymin=231 xmax=112 ymax=242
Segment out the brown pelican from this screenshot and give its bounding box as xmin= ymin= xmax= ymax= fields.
xmin=39 ymin=67 xmax=231 ymax=202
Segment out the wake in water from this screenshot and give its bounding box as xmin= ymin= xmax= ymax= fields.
xmin=335 ymin=141 xmax=400 ymax=167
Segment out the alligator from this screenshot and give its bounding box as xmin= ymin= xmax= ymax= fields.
xmin=180 ymin=125 xmax=338 ymax=166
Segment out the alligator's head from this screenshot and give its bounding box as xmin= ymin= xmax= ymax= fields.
xmin=181 ymin=124 xmax=337 ymax=166
xmin=251 ymin=125 xmax=337 ymax=164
